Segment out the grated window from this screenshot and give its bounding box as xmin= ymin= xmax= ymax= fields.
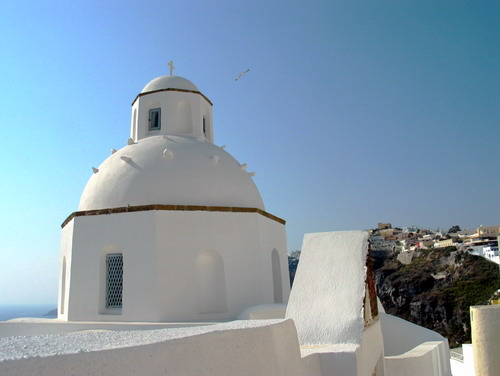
xmin=106 ymin=253 xmax=123 ymax=308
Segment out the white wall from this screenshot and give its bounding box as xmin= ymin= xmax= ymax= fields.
xmin=380 ymin=313 xmax=451 ymax=376
xmin=286 ymin=231 xmax=369 ymax=345
xmin=58 ymin=220 xmax=74 ymax=320
xmin=384 ymin=341 xmax=451 ymax=376
xmin=61 ymin=210 xmax=289 ymax=322
xmin=357 ymin=322 xmax=385 ymax=376
xmin=0 ymin=320 xmax=317 ymax=376
xmin=450 ymin=344 xmax=475 ymax=376
xmin=379 ymin=312 xmax=450 ymax=357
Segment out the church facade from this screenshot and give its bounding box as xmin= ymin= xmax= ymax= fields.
xmin=58 ymin=73 xmax=290 ymax=322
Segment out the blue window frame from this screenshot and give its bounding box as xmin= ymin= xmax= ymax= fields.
xmin=149 ymin=108 xmax=161 ymax=130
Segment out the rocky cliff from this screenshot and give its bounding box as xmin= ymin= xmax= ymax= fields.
xmin=374 ymin=247 xmax=500 ymax=347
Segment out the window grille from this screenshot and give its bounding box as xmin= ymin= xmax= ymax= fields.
xmin=106 ymin=253 xmax=123 ymax=308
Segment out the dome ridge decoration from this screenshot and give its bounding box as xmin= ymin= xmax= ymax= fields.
xmin=79 ymin=135 xmax=265 ymax=212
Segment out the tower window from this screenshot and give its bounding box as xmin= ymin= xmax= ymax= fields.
xmin=149 ymin=108 xmax=161 ymax=130
xmin=106 ymin=253 xmax=123 ymax=308
xmin=203 ymin=117 xmax=206 ymax=136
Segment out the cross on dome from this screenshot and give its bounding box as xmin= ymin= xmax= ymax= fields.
xmin=168 ymin=60 xmax=175 ymax=75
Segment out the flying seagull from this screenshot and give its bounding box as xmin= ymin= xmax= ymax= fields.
xmin=235 ymin=69 xmax=250 ymax=81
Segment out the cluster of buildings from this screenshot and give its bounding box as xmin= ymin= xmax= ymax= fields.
xmin=370 ymin=223 xmax=500 ymax=264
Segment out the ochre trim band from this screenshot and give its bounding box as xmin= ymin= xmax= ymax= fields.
xmin=62 ymin=204 xmax=285 ymax=228
xmin=132 ymin=88 xmax=213 ymax=106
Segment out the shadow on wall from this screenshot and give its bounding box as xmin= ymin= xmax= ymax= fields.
xmin=196 ymin=250 xmax=227 ymax=314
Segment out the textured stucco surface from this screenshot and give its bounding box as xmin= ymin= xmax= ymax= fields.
xmin=0 ymin=320 xmax=282 ymax=361
xmin=0 ymin=319 xmax=210 ymax=339
xmin=286 ymin=230 xmax=369 ymax=345
xmin=0 ymin=319 xmax=313 ymax=376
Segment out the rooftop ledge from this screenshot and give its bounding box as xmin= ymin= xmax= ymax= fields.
xmin=62 ymin=204 xmax=286 ymax=228
xmin=0 ymin=319 xmax=287 ymax=362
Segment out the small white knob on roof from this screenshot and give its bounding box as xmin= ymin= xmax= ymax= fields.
xmin=111 ymin=148 xmax=117 ymax=154
xmin=163 ymin=149 xmax=174 ymax=159
xmin=241 ymin=163 xmax=247 ymax=171
xmin=127 ymin=138 xmax=135 ymax=145
xmin=92 ymin=167 xmax=99 ymax=174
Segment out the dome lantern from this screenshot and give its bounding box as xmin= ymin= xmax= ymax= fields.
xmin=130 ymin=64 xmax=213 ymax=143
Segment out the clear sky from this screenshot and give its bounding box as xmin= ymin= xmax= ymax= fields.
xmin=0 ymin=1 xmax=498 ymax=305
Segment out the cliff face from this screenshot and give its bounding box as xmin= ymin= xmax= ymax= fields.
xmin=374 ymin=247 xmax=500 ymax=348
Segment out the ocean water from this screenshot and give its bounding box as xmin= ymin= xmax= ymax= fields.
xmin=0 ymin=304 xmax=57 ymax=321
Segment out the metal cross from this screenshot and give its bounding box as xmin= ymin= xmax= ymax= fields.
xmin=168 ymin=60 xmax=175 ymax=75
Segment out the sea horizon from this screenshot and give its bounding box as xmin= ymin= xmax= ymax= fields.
xmin=0 ymin=304 xmax=57 ymax=321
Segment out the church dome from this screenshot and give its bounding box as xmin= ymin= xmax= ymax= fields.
xmin=141 ymin=75 xmax=199 ymax=93
xmin=79 ymin=135 xmax=264 ymax=211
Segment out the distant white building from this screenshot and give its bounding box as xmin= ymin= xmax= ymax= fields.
xmin=402 ymin=226 xmax=418 ymax=233
xmin=468 ymin=245 xmax=499 ymax=265
xmin=370 ymin=235 xmax=393 ymax=249
xmin=483 ymin=246 xmax=499 ymax=264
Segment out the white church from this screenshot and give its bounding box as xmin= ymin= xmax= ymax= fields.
xmin=1 ymin=68 xmax=498 ymax=376
xmin=59 ymin=72 xmax=290 ymax=323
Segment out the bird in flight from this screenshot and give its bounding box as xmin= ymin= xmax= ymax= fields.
xmin=235 ymin=69 xmax=250 ymax=81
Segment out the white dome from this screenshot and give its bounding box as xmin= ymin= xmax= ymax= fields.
xmin=141 ymin=75 xmax=199 ymax=93
xmin=79 ymin=136 xmax=264 ymax=211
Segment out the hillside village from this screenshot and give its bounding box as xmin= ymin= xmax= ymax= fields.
xmin=286 ymin=223 xmax=500 ymax=350
xmin=369 ymin=223 xmax=499 ymax=265
xmin=287 ymin=223 xmax=500 ymax=274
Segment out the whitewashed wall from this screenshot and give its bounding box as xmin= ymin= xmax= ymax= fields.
xmin=60 ymin=210 xmax=289 ymax=322
xmin=380 ymin=313 xmax=451 ymax=376
xmin=0 ymin=320 xmax=318 ymax=376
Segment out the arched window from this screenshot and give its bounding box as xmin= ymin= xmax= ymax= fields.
xmin=195 ymin=250 xmax=227 ymax=314
xmin=272 ymin=249 xmax=283 ymax=303
xmin=60 ymin=257 xmax=66 ymax=315
xmin=174 ymin=101 xmax=193 ymax=134
xmin=132 ymin=108 xmax=138 ymax=139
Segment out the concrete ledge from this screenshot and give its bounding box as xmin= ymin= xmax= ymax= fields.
xmin=0 ymin=319 xmax=214 ymax=339
xmin=385 ymin=341 xmax=452 ymax=376
xmin=379 ymin=312 xmax=448 ymax=357
xmin=0 ymin=319 xmax=311 ymax=376
xmin=237 ymin=304 xmax=287 ymax=320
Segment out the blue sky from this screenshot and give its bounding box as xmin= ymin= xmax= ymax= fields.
xmin=0 ymin=1 xmax=498 ymax=304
